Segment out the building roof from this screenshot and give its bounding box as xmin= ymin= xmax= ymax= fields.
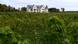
xmin=27 ymin=5 xmax=48 ymax=9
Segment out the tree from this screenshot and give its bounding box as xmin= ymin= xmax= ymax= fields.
xmin=7 ymin=5 xmax=16 ymax=12
xmin=0 ymin=4 xmax=7 ymax=11
xmin=61 ymin=8 xmax=65 ymax=12
xmin=48 ymin=8 xmax=60 ymax=12
xmin=0 ymin=3 xmax=17 ymax=12
xmin=21 ymin=7 xmax=27 ymax=11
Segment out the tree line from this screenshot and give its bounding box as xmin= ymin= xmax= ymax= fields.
xmin=0 ymin=3 xmax=65 ymax=12
xmin=0 ymin=4 xmax=17 ymax=12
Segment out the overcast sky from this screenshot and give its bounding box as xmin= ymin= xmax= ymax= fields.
xmin=0 ymin=0 xmax=78 ymax=11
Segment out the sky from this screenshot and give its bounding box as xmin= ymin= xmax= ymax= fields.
xmin=0 ymin=0 xmax=78 ymax=11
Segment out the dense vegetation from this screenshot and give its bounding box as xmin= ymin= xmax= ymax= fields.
xmin=0 ymin=12 xmax=78 ymax=44
xmin=0 ymin=4 xmax=18 ymax=12
xmin=48 ymin=8 xmax=60 ymax=12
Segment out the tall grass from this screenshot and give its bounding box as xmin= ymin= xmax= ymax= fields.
xmin=0 ymin=12 xmax=78 ymax=44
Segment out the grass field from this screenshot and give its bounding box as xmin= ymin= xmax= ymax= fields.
xmin=0 ymin=12 xmax=78 ymax=44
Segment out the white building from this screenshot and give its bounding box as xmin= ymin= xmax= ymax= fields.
xmin=27 ymin=5 xmax=48 ymax=13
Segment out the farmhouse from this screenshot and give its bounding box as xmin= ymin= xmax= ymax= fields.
xmin=27 ymin=5 xmax=48 ymax=13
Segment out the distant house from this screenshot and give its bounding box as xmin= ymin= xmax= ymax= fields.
xmin=27 ymin=5 xmax=48 ymax=13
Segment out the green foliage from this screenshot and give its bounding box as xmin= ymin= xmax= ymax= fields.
xmin=48 ymin=8 xmax=60 ymax=12
xmin=0 ymin=4 xmax=18 ymax=12
xmin=0 ymin=12 xmax=77 ymax=44
xmin=0 ymin=26 xmax=17 ymax=44
xmin=41 ymin=16 xmax=65 ymax=44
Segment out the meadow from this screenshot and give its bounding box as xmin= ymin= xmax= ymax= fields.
xmin=0 ymin=12 xmax=78 ymax=44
